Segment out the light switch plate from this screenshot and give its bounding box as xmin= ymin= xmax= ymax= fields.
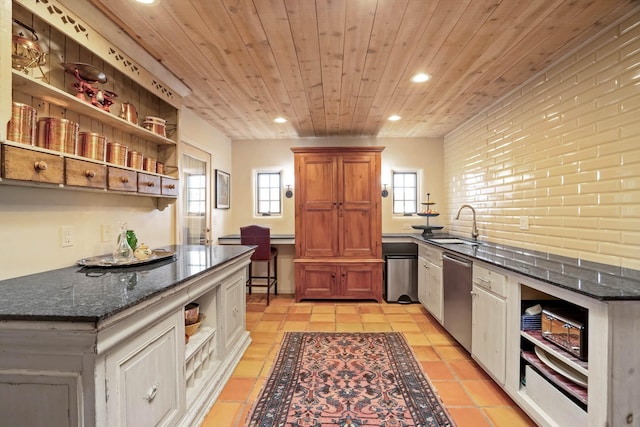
xmin=519 ymin=216 xmax=530 ymax=230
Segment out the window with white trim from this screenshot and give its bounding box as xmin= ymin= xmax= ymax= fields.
xmin=186 ymin=173 xmax=206 ymax=215
xmin=256 ymin=172 xmax=282 ymax=215
xmin=392 ymin=171 xmax=418 ymax=214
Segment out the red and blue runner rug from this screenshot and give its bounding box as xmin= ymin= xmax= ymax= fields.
xmin=246 ymin=332 xmax=455 ymax=426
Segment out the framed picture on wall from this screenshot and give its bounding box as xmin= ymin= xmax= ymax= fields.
xmin=215 ymin=169 xmax=230 ymax=209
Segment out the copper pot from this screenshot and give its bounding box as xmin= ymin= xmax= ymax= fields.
xmin=106 ymin=142 xmax=128 ymax=166
xmin=7 ymin=102 xmax=37 ymax=145
xmin=156 ymin=162 xmax=165 ymax=175
xmin=127 ymin=150 xmax=144 ymax=170
xmin=36 ymin=117 xmax=79 ymax=155
xmin=78 ymin=132 xmax=107 ymax=161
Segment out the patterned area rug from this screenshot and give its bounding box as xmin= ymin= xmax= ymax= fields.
xmin=246 ymin=332 xmax=456 ymax=426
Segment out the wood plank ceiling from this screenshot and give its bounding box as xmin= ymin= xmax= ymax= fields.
xmin=81 ymin=0 xmax=639 ymax=140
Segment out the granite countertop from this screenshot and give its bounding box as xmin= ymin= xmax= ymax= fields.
xmin=0 ymin=245 xmax=254 ymax=323
xmin=218 ymin=232 xmax=640 ymax=300
xmin=412 ymin=233 xmax=640 ymax=301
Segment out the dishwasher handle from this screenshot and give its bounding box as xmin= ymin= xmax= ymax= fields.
xmin=442 ymin=253 xmax=472 ymax=268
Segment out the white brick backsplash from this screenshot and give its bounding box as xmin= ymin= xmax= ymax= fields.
xmin=444 ymin=11 xmax=640 ymax=269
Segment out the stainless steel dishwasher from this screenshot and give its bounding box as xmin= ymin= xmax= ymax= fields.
xmin=442 ymin=253 xmax=473 ymax=352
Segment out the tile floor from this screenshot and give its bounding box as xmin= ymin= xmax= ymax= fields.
xmin=201 ymin=294 xmax=537 ymax=427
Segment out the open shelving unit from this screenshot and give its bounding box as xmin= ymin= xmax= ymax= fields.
xmin=518 ymin=286 xmax=589 ymax=423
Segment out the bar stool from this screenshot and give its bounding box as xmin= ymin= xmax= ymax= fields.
xmin=240 ymin=225 xmax=278 ymax=305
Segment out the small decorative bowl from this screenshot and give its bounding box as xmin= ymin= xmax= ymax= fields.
xmin=185 ymin=314 xmax=204 ymax=337
xmin=184 ymin=303 xmax=199 ymax=325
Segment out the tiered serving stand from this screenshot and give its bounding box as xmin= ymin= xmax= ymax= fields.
xmin=412 ymin=193 xmax=444 ymax=235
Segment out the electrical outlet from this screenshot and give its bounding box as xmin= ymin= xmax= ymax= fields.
xmin=101 ymin=224 xmax=112 ymax=242
xmin=61 ymin=226 xmax=74 ymax=247
xmin=519 ymin=216 xmax=530 ymax=231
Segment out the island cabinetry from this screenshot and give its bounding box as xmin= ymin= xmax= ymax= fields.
xmin=104 ymin=311 xmax=184 ymax=427
xmin=292 ymin=147 xmax=384 ymax=302
xmin=471 ymin=263 xmax=507 ymax=384
xmin=417 ymin=243 xmax=443 ymax=322
xmin=2 ymin=0 xmax=184 ymax=203
xmin=0 ymin=247 xmax=253 ymax=427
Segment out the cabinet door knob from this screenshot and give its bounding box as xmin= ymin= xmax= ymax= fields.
xmin=34 ymin=161 xmax=48 ymax=171
xmin=144 ymin=384 xmax=159 ymax=402
xmin=146 ymin=181 xmax=155 ymax=187
xmin=85 ymin=170 xmax=96 ymax=178
xmin=167 ymin=184 xmax=175 ymax=189
xmin=120 ymin=176 xmax=129 ymax=183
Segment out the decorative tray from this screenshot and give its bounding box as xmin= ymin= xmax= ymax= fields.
xmin=77 ymin=249 xmax=176 ymax=268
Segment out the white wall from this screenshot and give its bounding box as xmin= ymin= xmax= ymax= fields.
xmin=228 ymin=136 xmax=444 ymax=235
xmin=0 ymin=185 xmax=173 ymax=280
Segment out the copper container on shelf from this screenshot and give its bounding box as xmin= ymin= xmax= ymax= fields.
xmin=143 ymin=157 xmax=156 ymax=173
xmin=106 ymin=142 xmax=128 ymax=166
xmin=156 ymin=162 xmax=165 ymax=175
xmin=36 ymin=117 xmax=79 ymax=154
xmin=127 ymin=150 xmax=144 ymax=170
xmin=78 ymin=132 xmax=107 ymax=161
xmin=142 ymin=116 xmax=166 ymax=137
xmin=7 ymin=102 xmax=37 ymax=145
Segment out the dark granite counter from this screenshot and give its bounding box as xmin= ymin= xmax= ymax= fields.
xmin=0 ymin=245 xmax=254 ymax=323
xmin=410 ymin=233 xmax=640 ymax=301
xmin=217 ymin=233 xmax=640 ymax=301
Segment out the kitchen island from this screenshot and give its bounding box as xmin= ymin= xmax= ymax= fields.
xmin=0 ymin=245 xmax=254 ymax=427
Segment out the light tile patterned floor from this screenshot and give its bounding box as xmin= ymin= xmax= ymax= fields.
xmin=200 ymin=294 xmax=537 ymax=427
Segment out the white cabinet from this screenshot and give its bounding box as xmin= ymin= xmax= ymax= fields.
xmin=0 ymin=374 xmax=79 ymax=427
xmin=418 ymin=244 xmax=443 ymax=322
xmin=105 ymin=311 xmax=185 ymax=427
xmin=218 ymin=271 xmax=246 ymax=356
xmin=471 ymin=263 xmax=507 ymax=384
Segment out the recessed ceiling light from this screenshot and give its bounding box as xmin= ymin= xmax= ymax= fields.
xmin=388 ymin=115 xmax=401 ymax=121
xmin=274 ymin=117 xmax=287 ymax=123
xmin=135 ymin=0 xmax=157 ymax=4
xmin=410 ymin=73 xmax=431 ymax=83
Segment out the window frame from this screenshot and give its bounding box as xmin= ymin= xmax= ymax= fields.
xmin=255 ymin=170 xmax=283 ymax=216
xmin=185 ymin=172 xmax=207 ymax=216
xmin=392 ymin=170 xmax=419 ymax=215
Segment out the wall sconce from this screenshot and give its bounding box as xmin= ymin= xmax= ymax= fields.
xmin=381 ymin=184 xmax=389 ymax=198
xmin=285 ymin=185 xmax=293 ymax=198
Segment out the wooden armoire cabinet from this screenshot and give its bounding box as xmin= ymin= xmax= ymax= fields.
xmin=292 ymin=146 xmax=384 ymax=302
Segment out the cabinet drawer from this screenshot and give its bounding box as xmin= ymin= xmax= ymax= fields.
xmin=524 ymin=365 xmax=587 ymax=425
xmin=161 ymin=177 xmax=179 ymax=196
xmin=107 ymin=167 xmax=137 ymax=192
xmin=418 ymin=244 xmax=442 ymax=266
xmin=473 ymin=264 xmax=507 ymax=297
xmin=65 ymin=158 xmax=106 ymax=188
xmin=137 ymin=173 xmax=161 ymax=195
xmin=2 ymin=145 xmax=64 ymax=184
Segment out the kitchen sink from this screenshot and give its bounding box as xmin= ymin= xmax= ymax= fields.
xmin=428 ymin=238 xmax=479 ymax=245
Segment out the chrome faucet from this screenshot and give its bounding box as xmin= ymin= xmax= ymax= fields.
xmin=455 ymin=204 xmax=479 ymax=240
